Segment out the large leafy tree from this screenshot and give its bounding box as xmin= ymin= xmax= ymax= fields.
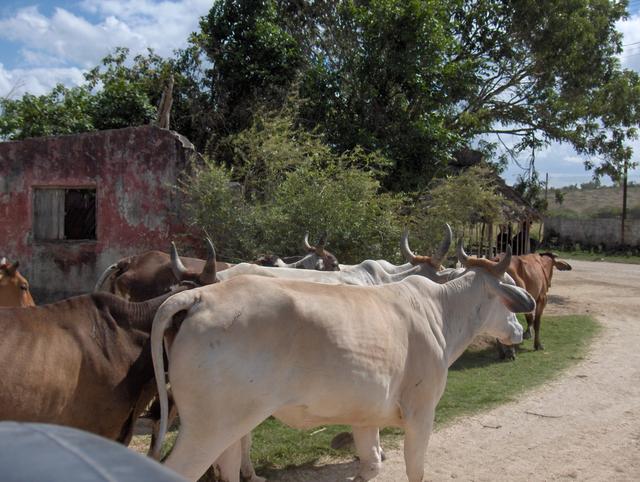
xmin=449 ymin=0 xmax=640 ymax=179
xmin=196 ymin=0 xmax=304 ymax=138
xmin=195 ymin=0 xmax=640 ymax=189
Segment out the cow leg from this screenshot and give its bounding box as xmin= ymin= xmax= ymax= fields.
xmin=164 ymin=410 xmax=268 ymax=482
xmin=533 ymin=295 xmax=547 ymax=351
xmin=240 ymin=433 xmax=266 ymax=482
xmin=522 ymin=312 xmax=534 ymax=340
xmin=215 ymin=439 xmax=242 ymax=482
xmin=352 ymin=426 xmax=383 ymax=481
xmin=403 ymin=404 xmax=437 ymax=482
xmin=496 ymin=339 xmax=516 ymax=361
xmin=163 ymin=424 xmax=230 ymax=481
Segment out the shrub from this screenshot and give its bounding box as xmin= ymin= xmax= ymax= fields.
xmin=184 ymin=108 xmax=406 ymax=263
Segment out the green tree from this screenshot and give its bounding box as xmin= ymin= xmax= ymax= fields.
xmin=0 ymin=47 xmax=204 ymax=141
xmin=194 ymin=0 xmax=640 ymax=188
xmin=196 ymin=0 xmax=304 ymax=135
xmin=0 ymin=85 xmax=94 ymax=140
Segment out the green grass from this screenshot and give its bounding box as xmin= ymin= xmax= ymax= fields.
xmin=161 ymin=314 xmax=600 ymax=477
xmin=436 ymin=314 xmax=599 ymax=424
xmin=551 ymin=249 xmax=640 ymax=264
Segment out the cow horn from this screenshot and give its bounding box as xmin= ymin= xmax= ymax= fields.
xmin=315 ymin=232 xmax=327 ymax=255
xmin=198 ymin=237 xmax=217 ymax=285
xmin=456 ymin=239 xmax=470 ymax=266
xmin=431 ymin=224 xmax=452 ymax=266
xmin=494 ymin=245 xmax=511 ymax=276
xmin=400 ymin=228 xmax=416 ymax=263
xmin=170 ymin=242 xmax=188 ymax=280
xmin=0 ymin=257 xmax=6 ymax=266
xmin=303 ymin=232 xmax=315 ymax=252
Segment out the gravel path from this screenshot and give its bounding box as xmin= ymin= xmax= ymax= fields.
xmin=273 ymin=260 xmax=640 ymax=481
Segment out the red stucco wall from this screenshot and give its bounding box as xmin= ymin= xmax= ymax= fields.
xmin=0 ymin=126 xmax=200 ymax=302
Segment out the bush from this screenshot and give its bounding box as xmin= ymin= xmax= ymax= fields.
xmin=184 ymin=108 xmax=406 ymax=263
xmin=182 ymin=160 xmax=259 ymax=262
xmin=259 ymin=162 xmax=405 ymax=263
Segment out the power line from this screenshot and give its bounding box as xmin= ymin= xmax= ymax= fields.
xmin=621 ymin=50 xmax=640 ymax=59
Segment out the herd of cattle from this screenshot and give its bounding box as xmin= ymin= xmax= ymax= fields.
xmin=0 ymin=228 xmax=571 ymax=482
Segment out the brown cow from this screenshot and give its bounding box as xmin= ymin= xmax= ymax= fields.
xmin=495 ymin=251 xmax=572 ymax=355
xmin=0 ymin=255 xmax=216 ymax=446
xmin=0 ymin=258 xmax=35 ymax=307
xmin=0 ymin=291 xmax=177 ymax=443
xmin=95 ymin=234 xmax=339 ymax=300
xmin=94 ymin=239 xmax=226 ymax=301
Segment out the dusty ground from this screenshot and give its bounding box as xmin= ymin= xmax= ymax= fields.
xmin=271 ymin=260 xmax=640 ymax=481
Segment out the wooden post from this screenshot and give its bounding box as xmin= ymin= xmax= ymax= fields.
xmin=622 ymin=159 xmax=628 ymax=246
xmin=155 ymin=75 xmax=174 ymax=129
xmin=487 ymin=223 xmax=494 ymax=258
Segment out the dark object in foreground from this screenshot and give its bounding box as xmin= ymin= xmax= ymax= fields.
xmin=0 ymin=422 xmax=186 ymax=482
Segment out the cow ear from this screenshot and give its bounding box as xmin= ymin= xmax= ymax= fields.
xmin=7 ymin=262 xmax=19 ymax=275
xmin=554 ymin=260 xmax=572 ymax=271
xmin=491 ymin=281 xmax=535 ymax=313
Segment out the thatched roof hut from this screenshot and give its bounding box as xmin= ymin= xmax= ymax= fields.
xmin=450 ymin=148 xmax=542 ymax=255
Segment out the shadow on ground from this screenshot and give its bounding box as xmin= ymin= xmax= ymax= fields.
xmin=264 ymin=458 xmax=359 ymax=481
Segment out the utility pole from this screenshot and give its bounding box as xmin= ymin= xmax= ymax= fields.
xmin=544 ymin=172 xmax=549 ymax=205
xmin=621 ymin=159 xmax=628 ymax=246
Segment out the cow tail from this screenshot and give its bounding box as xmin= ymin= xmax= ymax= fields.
xmin=93 ymin=263 xmax=120 ymax=292
xmin=150 ymin=290 xmax=200 ymax=460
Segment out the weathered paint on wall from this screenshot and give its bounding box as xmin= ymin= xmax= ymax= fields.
xmin=0 ymin=126 xmax=201 ymax=303
xmin=544 ymin=216 xmax=640 ymax=247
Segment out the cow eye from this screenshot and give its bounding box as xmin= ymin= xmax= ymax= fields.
xmin=20 ymin=284 xmax=29 ymax=291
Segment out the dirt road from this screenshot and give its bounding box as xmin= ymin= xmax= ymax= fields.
xmin=275 ymin=260 xmax=640 ymax=481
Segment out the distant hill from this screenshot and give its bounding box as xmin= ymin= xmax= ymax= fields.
xmin=547 ymin=185 xmax=640 ymax=219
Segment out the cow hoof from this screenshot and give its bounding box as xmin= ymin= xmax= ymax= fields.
xmin=331 ymin=431 xmax=355 ymax=450
xmin=380 ymin=450 xmax=386 ymax=462
xmin=535 ymin=343 xmax=544 ymax=351
xmin=503 ymin=347 xmax=516 ymax=361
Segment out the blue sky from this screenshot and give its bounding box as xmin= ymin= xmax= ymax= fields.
xmin=1 ymin=0 xmax=640 ymax=187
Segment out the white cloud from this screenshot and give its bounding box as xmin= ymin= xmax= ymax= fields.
xmin=0 ymin=1 xmax=211 ymax=70
xmin=617 ymin=14 xmax=640 ymax=72
xmin=78 ymin=0 xmax=212 ymax=55
xmin=0 ymin=63 xmax=85 ymax=98
xmin=0 ymin=6 xmax=138 ymax=68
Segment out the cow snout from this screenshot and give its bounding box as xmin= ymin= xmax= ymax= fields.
xmin=499 ymin=317 xmax=523 ymax=346
xmin=510 ymin=321 xmax=524 ymax=344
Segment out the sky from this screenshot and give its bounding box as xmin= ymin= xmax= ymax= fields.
xmin=1 ymin=0 xmax=640 ymax=187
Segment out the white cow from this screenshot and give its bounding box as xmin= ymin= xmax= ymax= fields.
xmin=214 ymin=225 xmax=454 ymax=286
xmin=343 ymin=227 xmax=449 ymax=274
xmin=257 ymin=233 xmax=340 ymax=271
xmin=163 ymin=225 xmax=454 ymax=480
xmin=151 ymin=243 xmax=532 ymax=482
